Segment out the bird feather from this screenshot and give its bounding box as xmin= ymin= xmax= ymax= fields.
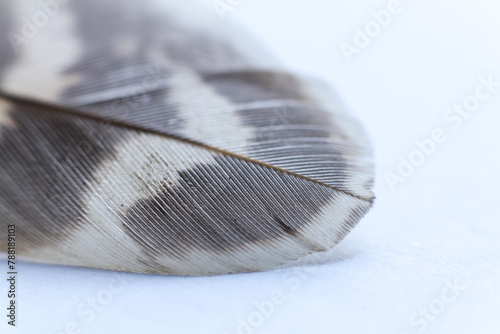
xmin=0 ymin=0 xmax=374 ymax=275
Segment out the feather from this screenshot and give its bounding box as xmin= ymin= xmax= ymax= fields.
xmin=0 ymin=0 xmax=374 ymax=275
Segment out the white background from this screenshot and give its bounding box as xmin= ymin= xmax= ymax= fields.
xmin=2 ymin=0 xmax=500 ymax=333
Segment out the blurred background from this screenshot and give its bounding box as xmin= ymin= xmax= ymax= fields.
xmin=2 ymin=0 xmax=500 ymax=333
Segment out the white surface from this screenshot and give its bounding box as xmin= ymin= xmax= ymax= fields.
xmin=2 ymin=0 xmax=500 ymax=333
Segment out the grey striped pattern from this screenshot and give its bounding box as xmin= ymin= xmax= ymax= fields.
xmin=0 ymin=0 xmax=374 ymax=275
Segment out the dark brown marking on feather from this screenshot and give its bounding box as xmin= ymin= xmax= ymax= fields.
xmin=60 ymin=0 xmax=272 ymax=107
xmin=61 ymin=1 xmax=176 ymax=113
xmin=121 ymin=155 xmax=369 ymax=269
xmin=273 ymin=216 xmax=297 ymax=235
xmin=0 ymin=100 xmax=125 ymax=249
xmin=201 ymin=71 xmax=352 ymax=191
